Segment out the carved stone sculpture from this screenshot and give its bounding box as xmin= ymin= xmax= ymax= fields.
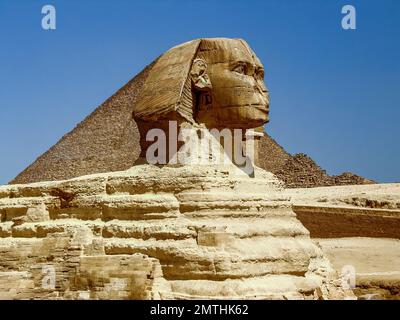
xmin=133 ymin=38 xmax=269 ymax=162
xmin=0 ymin=38 xmax=354 ymax=299
xmin=134 ymin=38 xmax=269 ymax=127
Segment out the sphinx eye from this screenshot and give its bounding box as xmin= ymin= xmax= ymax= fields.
xmin=233 ymin=63 xmax=246 ymax=74
xmin=256 ymin=68 xmax=265 ymax=79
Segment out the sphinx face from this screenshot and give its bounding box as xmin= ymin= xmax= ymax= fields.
xmin=195 ymin=39 xmax=270 ymax=129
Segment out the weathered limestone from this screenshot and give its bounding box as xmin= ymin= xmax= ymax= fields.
xmin=0 ymin=163 xmax=353 ymax=299
xmin=283 ymin=183 xmax=400 ymax=239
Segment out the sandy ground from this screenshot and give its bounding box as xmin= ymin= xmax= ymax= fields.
xmin=315 ymin=237 xmax=400 ymax=299
xmin=285 ymin=184 xmax=400 ymax=299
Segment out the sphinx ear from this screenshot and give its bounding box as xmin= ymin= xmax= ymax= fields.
xmin=190 ymin=58 xmax=212 ymax=91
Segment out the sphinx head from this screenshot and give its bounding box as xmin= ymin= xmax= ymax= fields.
xmin=133 ymin=38 xmax=269 ymax=163
xmin=193 ymin=38 xmax=269 ymax=128
xmin=134 ymin=38 xmax=269 ymax=129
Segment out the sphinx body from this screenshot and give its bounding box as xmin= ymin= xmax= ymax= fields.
xmin=0 ymin=38 xmax=353 ymax=299
xmin=0 ymin=163 xmax=351 ymax=299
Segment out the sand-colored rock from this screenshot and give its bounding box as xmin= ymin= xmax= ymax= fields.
xmin=285 ymin=183 xmax=400 ymax=208
xmin=0 ymin=163 xmax=353 ymax=299
xmin=283 ymin=184 xmax=400 ymax=239
xmin=316 ymin=237 xmax=400 ymax=299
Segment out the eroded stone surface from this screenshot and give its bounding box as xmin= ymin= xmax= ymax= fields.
xmin=284 ymin=184 xmax=400 ymax=239
xmin=0 ymin=164 xmax=353 ymax=300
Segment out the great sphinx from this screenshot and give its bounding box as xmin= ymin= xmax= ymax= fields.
xmin=11 ymin=38 xmax=269 ymax=184
xmin=0 ymin=38 xmax=353 ymax=299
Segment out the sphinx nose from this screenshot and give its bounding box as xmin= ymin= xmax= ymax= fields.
xmin=254 ymin=80 xmax=267 ymax=96
xmin=254 ymin=83 xmax=269 ymax=106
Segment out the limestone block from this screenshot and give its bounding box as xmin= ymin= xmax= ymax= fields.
xmin=0 ymin=222 xmax=12 ymax=237
xmin=26 ymin=203 xmax=50 ymax=222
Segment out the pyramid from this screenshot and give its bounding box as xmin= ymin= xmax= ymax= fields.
xmin=11 ymin=113 xmax=373 ymax=188
xmin=11 ymin=53 xmax=372 ymax=187
xmin=11 ymin=61 xmax=156 ymax=184
xmin=258 ymin=135 xmax=374 ymax=188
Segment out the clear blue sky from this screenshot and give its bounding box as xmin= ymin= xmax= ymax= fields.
xmin=0 ymin=0 xmax=399 ymax=184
